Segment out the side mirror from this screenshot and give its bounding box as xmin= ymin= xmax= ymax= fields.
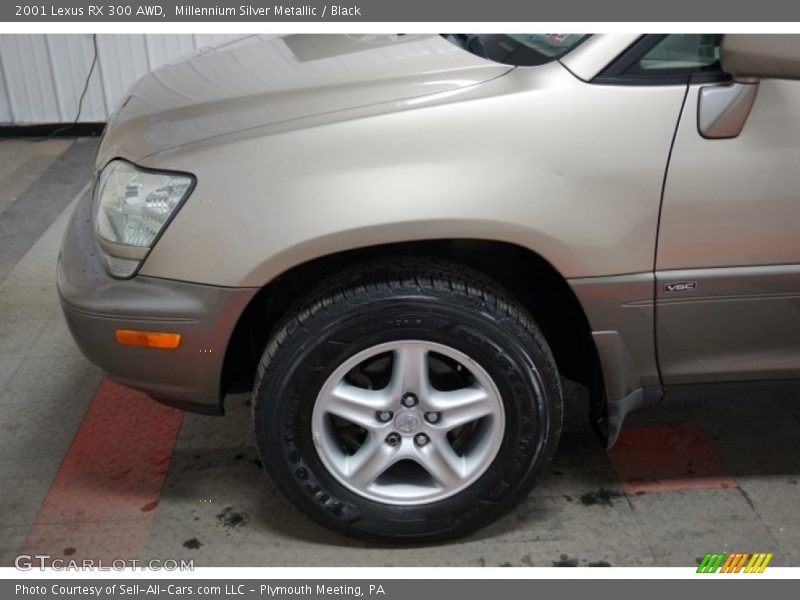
xmin=721 ymin=34 xmax=800 ymax=82
xmin=698 ymin=35 xmax=800 ymax=140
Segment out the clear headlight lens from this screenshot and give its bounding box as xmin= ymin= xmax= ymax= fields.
xmin=94 ymin=160 xmax=193 ymax=248
xmin=93 ymin=160 xmax=193 ymax=278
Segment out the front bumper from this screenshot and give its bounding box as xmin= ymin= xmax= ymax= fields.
xmin=57 ymin=187 xmax=258 ymax=413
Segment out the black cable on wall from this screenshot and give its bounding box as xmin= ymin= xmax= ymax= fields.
xmin=0 ymin=34 xmax=100 ymax=142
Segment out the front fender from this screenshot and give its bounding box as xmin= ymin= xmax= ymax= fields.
xmin=137 ymin=64 xmax=684 ymax=288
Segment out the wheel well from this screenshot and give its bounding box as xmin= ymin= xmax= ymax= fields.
xmin=220 ymin=240 xmax=605 ymax=414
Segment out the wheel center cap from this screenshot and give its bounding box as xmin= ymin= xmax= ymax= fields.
xmin=394 ymin=409 xmax=423 ymax=435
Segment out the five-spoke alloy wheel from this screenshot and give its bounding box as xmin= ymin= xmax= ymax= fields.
xmin=253 ymin=259 xmax=562 ymax=542
xmin=311 ymin=340 xmax=505 ymax=505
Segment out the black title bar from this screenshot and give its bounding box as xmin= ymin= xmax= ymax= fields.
xmin=3 ymin=0 xmax=800 ymax=22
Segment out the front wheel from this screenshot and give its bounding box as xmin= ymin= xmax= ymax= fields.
xmin=252 ymin=259 xmax=562 ymax=542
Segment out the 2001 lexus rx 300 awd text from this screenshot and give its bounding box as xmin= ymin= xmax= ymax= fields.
xmin=57 ymin=34 xmax=800 ymax=542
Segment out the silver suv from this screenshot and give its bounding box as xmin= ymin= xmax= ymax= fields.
xmin=58 ymin=34 xmax=800 ymax=542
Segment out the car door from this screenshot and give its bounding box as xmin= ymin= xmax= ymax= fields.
xmin=655 ymin=35 xmax=800 ymax=384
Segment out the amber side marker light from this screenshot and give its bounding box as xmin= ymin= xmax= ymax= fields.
xmin=115 ymin=329 xmax=182 ymax=349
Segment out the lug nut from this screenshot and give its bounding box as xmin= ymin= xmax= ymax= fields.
xmin=385 ymin=432 xmax=401 ymax=447
xmin=414 ymin=433 xmax=429 ymax=447
xmin=424 ymin=411 xmax=440 ymax=424
xmin=377 ymin=410 xmax=393 ymax=423
xmin=401 ymin=393 xmax=418 ymax=407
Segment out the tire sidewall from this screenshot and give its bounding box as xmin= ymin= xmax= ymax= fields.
xmin=255 ymin=293 xmax=560 ymax=541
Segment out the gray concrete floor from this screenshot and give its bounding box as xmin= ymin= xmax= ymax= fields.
xmin=1 ymin=138 xmax=799 ymax=568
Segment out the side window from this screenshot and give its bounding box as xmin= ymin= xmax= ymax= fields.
xmin=634 ymin=34 xmax=721 ymax=74
xmin=594 ymin=34 xmax=726 ymax=84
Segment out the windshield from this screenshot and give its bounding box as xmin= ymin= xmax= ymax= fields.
xmin=442 ymin=34 xmax=588 ymax=67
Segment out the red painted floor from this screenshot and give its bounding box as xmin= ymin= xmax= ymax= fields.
xmin=608 ymin=425 xmax=737 ymax=494
xmin=23 ymin=379 xmax=184 ymax=561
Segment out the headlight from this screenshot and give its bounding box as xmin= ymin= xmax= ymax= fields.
xmin=94 ymin=160 xmax=194 ymax=278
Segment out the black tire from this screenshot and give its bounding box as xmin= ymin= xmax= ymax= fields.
xmin=252 ymin=258 xmax=562 ymax=543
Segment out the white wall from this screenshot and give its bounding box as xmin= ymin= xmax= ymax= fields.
xmin=0 ymin=34 xmax=246 ymax=124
